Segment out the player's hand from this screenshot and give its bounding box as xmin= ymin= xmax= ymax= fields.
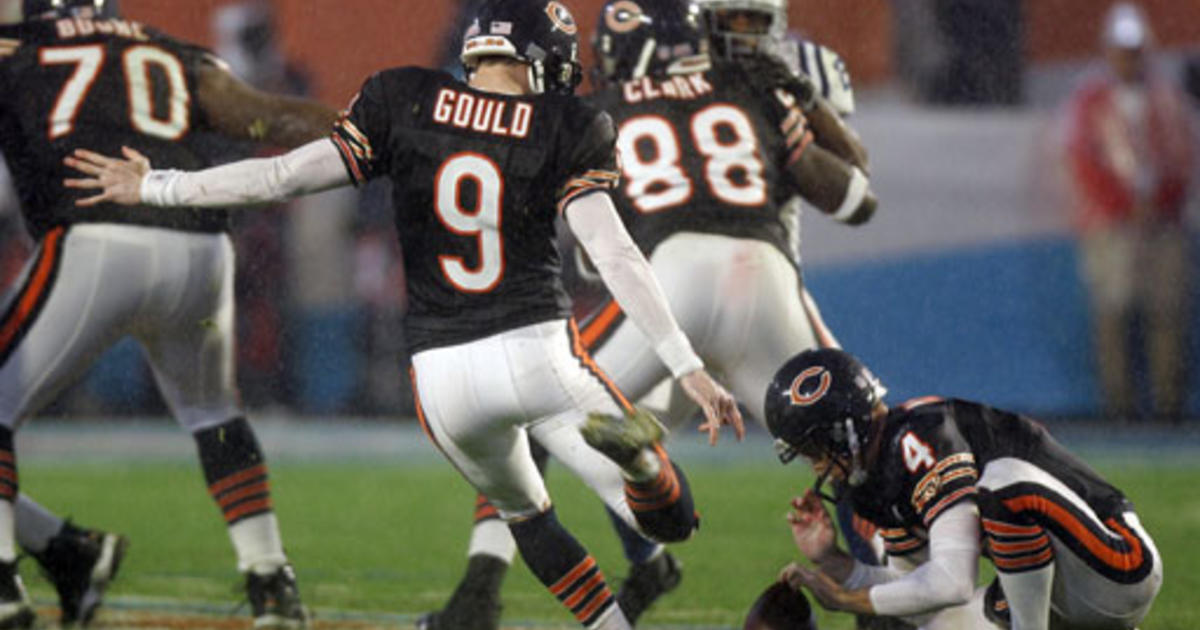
xmin=744 ymin=54 xmax=817 ymax=111
xmin=678 ymin=369 xmax=744 ymax=446
xmin=779 ymin=562 xmax=869 ymax=613
xmin=63 ymin=146 xmax=151 ymax=206
xmin=788 ymin=489 xmax=838 ymax=562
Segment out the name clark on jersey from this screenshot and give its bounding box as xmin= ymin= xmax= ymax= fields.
xmin=433 ymin=88 xmax=532 ymax=138
xmin=622 ymin=73 xmax=714 ymax=104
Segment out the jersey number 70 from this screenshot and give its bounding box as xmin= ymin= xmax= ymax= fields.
xmin=40 ymin=44 xmax=189 ymax=140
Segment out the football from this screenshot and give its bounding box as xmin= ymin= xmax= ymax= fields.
xmin=743 ymin=581 xmax=818 ymax=630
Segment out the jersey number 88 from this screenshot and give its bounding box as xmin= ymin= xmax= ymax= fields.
xmin=617 ymin=104 xmax=766 ymax=213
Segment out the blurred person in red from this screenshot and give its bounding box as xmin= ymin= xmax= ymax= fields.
xmin=1062 ymin=2 xmax=1196 ymax=423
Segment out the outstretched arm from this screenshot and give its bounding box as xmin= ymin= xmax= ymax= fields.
xmin=64 ymin=139 xmax=351 ymax=208
xmin=564 ymin=191 xmax=744 ymax=445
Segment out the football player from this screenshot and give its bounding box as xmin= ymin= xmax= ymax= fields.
xmin=62 ymin=1 xmax=745 ymax=629
xmin=422 ymin=1 xmax=877 ymax=626
xmin=768 ymin=348 xmax=1163 ymax=630
xmin=0 ymin=0 xmax=338 ymax=626
xmin=692 ymin=6 xmax=902 ymax=627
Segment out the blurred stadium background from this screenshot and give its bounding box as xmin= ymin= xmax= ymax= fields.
xmin=2 ymin=0 xmax=1200 ymax=628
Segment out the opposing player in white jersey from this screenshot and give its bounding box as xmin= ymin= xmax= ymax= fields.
xmin=0 ymin=0 xmax=338 ymax=626
xmin=63 ymin=1 xmax=745 ymax=628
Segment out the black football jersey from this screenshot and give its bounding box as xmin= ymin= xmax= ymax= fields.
xmin=850 ymin=397 xmax=1128 ymax=556
xmin=332 ymin=67 xmax=620 ymax=353
xmin=586 ymin=59 xmax=808 ymax=259
xmin=0 ymin=15 xmax=231 ymax=238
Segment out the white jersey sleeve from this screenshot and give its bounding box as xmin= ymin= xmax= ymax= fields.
xmin=140 ymin=139 xmax=350 ymax=208
xmin=564 ymin=191 xmax=703 ymax=378
xmin=854 ymin=502 xmax=981 ymax=616
xmin=781 ymin=38 xmax=856 ymax=117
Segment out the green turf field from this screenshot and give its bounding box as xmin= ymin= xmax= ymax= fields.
xmin=12 ymin=425 xmax=1197 ymax=630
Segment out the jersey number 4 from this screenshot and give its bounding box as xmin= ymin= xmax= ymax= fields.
xmin=617 ymin=104 xmax=766 ymax=213
xmin=901 ymin=431 xmax=936 ymax=473
xmin=40 ymin=44 xmax=189 ymax=140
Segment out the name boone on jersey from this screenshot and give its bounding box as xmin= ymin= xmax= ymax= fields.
xmin=50 ymin=17 xmax=149 ymax=41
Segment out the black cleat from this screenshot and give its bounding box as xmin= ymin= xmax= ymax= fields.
xmin=0 ymin=561 xmax=34 ymax=630
xmin=245 ymin=565 xmax=309 ymax=630
xmin=415 ymin=555 xmax=506 ymax=630
xmin=30 ymin=525 xmax=127 ymax=627
xmin=617 ymin=551 xmax=682 ymax=625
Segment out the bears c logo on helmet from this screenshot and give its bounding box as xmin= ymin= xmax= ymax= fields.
xmin=544 ymin=1 xmax=578 ymax=35
xmin=604 ymin=0 xmax=646 ymax=34
xmin=789 ymin=366 xmax=831 ymax=406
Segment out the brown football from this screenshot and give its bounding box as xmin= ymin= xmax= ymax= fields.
xmin=743 ymin=581 xmax=817 ymax=630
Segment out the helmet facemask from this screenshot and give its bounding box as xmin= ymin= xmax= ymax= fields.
xmin=694 ymin=0 xmax=786 ymax=59
xmin=776 ymin=414 xmax=869 ymax=503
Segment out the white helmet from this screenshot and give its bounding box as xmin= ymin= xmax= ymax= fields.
xmin=693 ymin=0 xmax=787 ymax=58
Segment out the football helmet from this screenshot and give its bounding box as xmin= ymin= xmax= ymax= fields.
xmin=460 ymin=0 xmax=583 ymax=95
xmin=1 ymin=0 xmax=116 ymax=23
xmin=693 ymin=0 xmax=786 ymax=58
xmin=764 ymin=348 xmax=886 ymax=497
xmin=591 ymin=0 xmax=709 ymax=87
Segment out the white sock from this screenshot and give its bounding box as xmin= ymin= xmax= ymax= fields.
xmin=999 ymin=563 xmax=1055 ymax=630
xmin=14 ymin=494 xmax=64 ymax=554
xmin=468 ymin=518 xmax=517 ymax=563
xmin=0 ymin=501 xmax=16 ymax=563
xmin=228 ymin=513 xmax=287 ymax=574
xmin=589 ymin=600 xmax=631 ymax=630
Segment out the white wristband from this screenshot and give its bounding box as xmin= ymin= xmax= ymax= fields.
xmin=140 ymin=169 xmax=183 ymax=206
xmin=832 ymin=166 xmax=868 ymax=223
xmin=656 ymin=329 xmax=704 ymax=379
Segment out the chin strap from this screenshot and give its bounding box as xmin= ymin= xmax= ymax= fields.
xmin=845 ymin=417 xmax=868 ymax=487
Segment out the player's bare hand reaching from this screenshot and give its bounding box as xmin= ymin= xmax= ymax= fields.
xmin=679 ymin=369 xmax=744 ymax=445
xmin=63 ymin=146 xmax=150 ymax=206
xmin=788 ymin=489 xmax=836 ymax=562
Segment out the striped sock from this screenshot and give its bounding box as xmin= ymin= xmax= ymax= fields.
xmin=624 ymin=446 xmax=698 ymax=543
xmin=0 ymin=428 xmax=16 ymax=562
xmin=194 ymin=418 xmax=285 ymax=572
xmin=509 ymin=509 xmax=620 ymax=628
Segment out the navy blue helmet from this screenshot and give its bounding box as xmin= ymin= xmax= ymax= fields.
xmin=460 ymin=0 xmax=583 ymax=95
xmin=764 ymin=348 xmax=886 ymax=496
xmin=591 ymin=0 xmax=709 ymax=87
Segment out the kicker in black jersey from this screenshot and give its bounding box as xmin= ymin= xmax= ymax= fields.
xmin=850 ymin=397 xmax=1130 ymax=534
xmin=332 ymin=66 xmax=620 ymax=353
xmin=585 ymin=59 xmax=811 ymax=259
xmin=0 ymin=15 xmax=231 ymax=238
